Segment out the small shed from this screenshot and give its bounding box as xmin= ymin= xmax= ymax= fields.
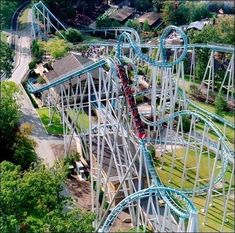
xmin=109 ymin=7 xmax=135 ymax=22
xmin=138 ymin=12 xmax=161 ymax=27
xmin=187 ymin=21 xmax=206 ymax=31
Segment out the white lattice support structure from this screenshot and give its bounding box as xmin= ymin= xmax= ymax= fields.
xmin=219 ymin=53 xmax=234 ymax=101
xmin=200 ymin=50 xmax=215 ymax=102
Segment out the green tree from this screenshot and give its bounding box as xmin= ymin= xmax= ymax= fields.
xmin=187 ymin=16 xmax=234 ymax=81
xmin=125 ymin=19 xmax=141 ymax=31
xmin=0 ymin=0 xmax=21 ymax=28
xmin=184 ymin=2 xmax=210 ymax=22
xmin=132 ymin=0 xmax=152 ymax=12
xmin=182 ymin=115 xmax=191 ymax=133
xmin=0 ymin=82 xmax=37 ymax=169
xmin=162 ymin=1 xmax=180 ymax=25
xmin=0 ymin=41 xmax=13 ymax=78
xmin=143 ymin=20 xmax=150 ymax=31
xmin=215 ymin=95 xmax=228 ymax=117
xmin=32 ymin=40 xmax=44 ymax=61
xmin=64 ymin=28 xmax=83 ymax=43
xmin=0 ymin=161 xmax=95 ymax=233
xmin=152 ymin=0 xmax=163 ymax=12
xmin=0 ymin=82 xmax=21 ymax=161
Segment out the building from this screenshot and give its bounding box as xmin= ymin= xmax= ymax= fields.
xmin=187 ymin=21 xmax=208 ymax=31
xmin=109 ymin=7 xmax=135 ymax=23
xmin=137 ymin=12 xmax=161 ymax=27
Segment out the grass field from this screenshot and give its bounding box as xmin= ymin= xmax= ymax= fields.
xmin=191 ymin=100 xmax=234 ymax=124
xmin=155 ymin=148 xmax=221 ymax=190
xmin=37 ymin=108 xmax=63 ymax=135
xmin=155 ymin=148 xmax=234 ymax=232
xmin=194 ymin=195 xmax=234 ymax=232
xmin=68 ymin=110 xmax=89 ymax=133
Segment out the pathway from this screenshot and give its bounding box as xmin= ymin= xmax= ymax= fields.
xmin=10 ymin=8 xmax=62 ymax=167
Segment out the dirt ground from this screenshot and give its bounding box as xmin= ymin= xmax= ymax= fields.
xmin=66 ymin=175 xmax=133 ymax=231
xmin=66 ymin=175 xmax=92 ymax=210
xmin=51 ymin=139 xmax=77 ymax=161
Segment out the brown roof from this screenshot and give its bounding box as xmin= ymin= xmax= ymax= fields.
xmin=109 ymin=8 xmax=134 ymax=22
xmin=44 ymin=54 xmax=99 ymax=94
xmin=45 ymin=53 xmax=93 ymax=81
xmin=138 ymin=12 xmax=161 ymax=26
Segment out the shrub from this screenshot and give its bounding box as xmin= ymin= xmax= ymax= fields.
xmin=148 ymin=145 xmax=156 ymax=160
xmin=143 ymin=20 xmax=150 ymax=31
xmin=190 ymin=84 xmax=201 ymax=97
xmin=135 ymin=95 xmax=144 ymax=104
xmin=37 ymin=75 xmax=46 ymax=84
xmin=182 ymin=115 xmax=191 ymax=133
xmin=64 ymin=28 xmax=83 ymax=43
xmin=32 ymin=40 xmax=44 ymax=60
xmin=28 ymin=60 xmax=36 ymax=70
xmin=215 ymin=95 xmax=228 ymax=116
xmin=63 ymin=153 xmax=80 ymax=167
xmin=125 ymin=19 xmax=141 ymax=31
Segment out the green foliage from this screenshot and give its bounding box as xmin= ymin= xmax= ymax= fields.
xmin=152 ymin=0 xmax=163 ymax=12
xmin=182 ymin=115 xmax=191 ymax=133
xmin=0 ymin=0 xmax=21 ymax=28
xmin=42 ymin=0 xmax=96 ymax=15
xmin=32 ymin=40 xmax=44 ymax=61
xmin=38 ymin=75 xmax=46 ymax=84
xmin=187 ymin=16 xmax=235 ymax=81
xmin=143 ymin=20 xmax=150 ymax=32
xmin=96 ymin=15 xmax=121 ymax=28
xmin=42 ymin=38 xmax=68 ymax=59
xmin=189 ymin=84 xmax=204 ymax=101
xmin=64 ymin=28 xmax=83 ymax=43
xmin=188 ymin=16 xmax=234 ymax=44
xmin=135 ymin=95 xmax=144 ymax=104
xmin=148 ymin=145 xmax=156 ymax=160
xmin=0 ymin=41 xmax=13 ymax=78
xmin=76 ymin=45 xmax=89 ymax=52
xmin=162 ymin=1 xmax=210 ymax=26
xmin=184 ymin=2 xmax=211 ymax=22
xmin=55 ymin=30 xmax=66 ymax=39
xmin=63 ymin=153 xmax=80 ymax=167
xmin=0 ymin=161 xmax=95 ymax=233
xmin=28 ymin=60 xmax=37 ymax=70
xmin=128 ymin=225 xmax=153 ymax=232
xmin=0 ymin=82 xmax=37 ymax=169
xmin=125 ymin=19 xmax=141 ymax=31
xmin=208 ymin=2 xmax=235 ymax=14
xmin=0 ymin=82 xmax=21 ymax=160
xmin=132 ymin=0 xmax=152 ymax=11
xmin=215 ymin=95 xmax=228 ymax=117
xmin=37 ymin=108 xmax=63 ymax=135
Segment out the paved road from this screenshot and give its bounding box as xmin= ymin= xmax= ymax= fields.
xmin=10 ymin=9 xmax=61 ymax=167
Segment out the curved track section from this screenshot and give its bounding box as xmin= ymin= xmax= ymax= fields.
xmin=140 ymin=110 xmax=231 ymax=192
xmin=99 ymin=186 xmax=198 ymax=233
xmin=117 ymin=26 xmax=188 ymax=67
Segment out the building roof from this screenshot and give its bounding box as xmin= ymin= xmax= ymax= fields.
xmin=44 ymin=53 xmax=92 ymax=81
xmin=109 ymin=7 xmax=134 ymax=22
xmin=138 ymin=12 xmax=161 ymax=26
xmin=187 ymin=21 xmax=206 ymax=30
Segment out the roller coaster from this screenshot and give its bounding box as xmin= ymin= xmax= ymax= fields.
xmin=29 ymin=2 xmax=234 ymax=232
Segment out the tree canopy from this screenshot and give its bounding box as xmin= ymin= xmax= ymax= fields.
xmin=0 ymin=82 xmax=37 ymax=169
xmin=0 ymin=41 xmax=13 ymax=78
xmin=0 ymin=161 xmax=95 ymax=233
xmin=162 ymin=1 xmax=211 ymax=26
xmin=0 ymin=0 xmax=22 ymax=29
